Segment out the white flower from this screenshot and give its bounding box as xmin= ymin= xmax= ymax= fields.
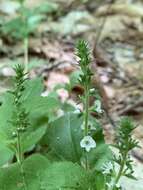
xmin=94 ymin=100 xmax=103 ymax=114
xmin=106 ymin=181 xmax=114 ymax=189
xmin=102 ymin=161 xmax=113 ymax=174
xmin=41 ymin=91 xmax=49 ymax=97
xmin=80 ymin=135 xmax=96 ymax=152
xmin=73 ymin=109 xmax=81 ymax=114
xmin=57 ymin=109 xmax=64 ymax=117
xmin=106 ymin=181 xmax=120 ymax=189
xmin=89 ymin=88 xmax=95 ymax=93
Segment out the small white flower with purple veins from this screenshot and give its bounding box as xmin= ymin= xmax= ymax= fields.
xmin=94 ymin=100 xmax=103 ymax=114
xmin=102 ymin=161 xmax=113 ymax=174
xmin=106 ymin=180 xmax=120 ymax=189
xmin=80 ymin=135 xmax=96 ymax=152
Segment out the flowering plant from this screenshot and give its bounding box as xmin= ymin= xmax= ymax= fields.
xmin=0 ymin=40 xmax=139 ymax=190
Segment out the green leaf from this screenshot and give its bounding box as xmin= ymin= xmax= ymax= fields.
xmin=88 ymin=117 xmax=113 ymax=171
xmin=0 ymin=93 xmax=14 ymax=138
xmin=42 ymin=161 xmax=88 ymax=190
xmin=44 ymin=113 xmax=83 ymax=162
xmin=87 ymin=171 xmax=105 ymax=190
xmin=21 ymin=126 xmax=47 ymax=153
xmin=0 ymin=154 xmax=88 ymax=190
xmin=43 ymin=113 xmax=112 ymax=170
xmin=23 ymin=78 xmax=60 ymax=116
xmin=68 ymin=70 xmax=81 ymax=90
xmin=0 ymin=78 xmax=59 ymax=154
xmin=22 ymin=78 xmax=44 ymax=99
xmin=0 ymin=154 xmax=50 ymax=190
xmin=0 ymin=144 xmax=13 ymax=167
xmin=88 ymin=144 xmax=113 ymax=171
xmin=2 ymin=6 xmax=43 ymax=39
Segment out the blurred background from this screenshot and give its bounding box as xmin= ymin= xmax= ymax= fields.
xmin=0 ymin=0 xmax=143 ymax=188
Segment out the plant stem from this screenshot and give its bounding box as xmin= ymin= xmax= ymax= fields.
xmin=24 ymin=37 xmax=29 ymax=73
xmin=84 ymin=84 xmax=89 ymax=136
xmin=17 ymin=131 xmax=28 ymax=190
xmin=112 ymin=152 xmax=127 ymax=190
xmin=84 ymin=81 xmax=89 ymax=170
xmin=17 ymin=131 xmax=22 ymax=163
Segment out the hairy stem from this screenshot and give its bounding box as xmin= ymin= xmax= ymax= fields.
xmin=84 ymin=84 xmax=89 ymax=136
xmin=84 ymin=82 xmax=89 ymax=170
xmin=17 ymin=132 xmax=28 ymax=190
xmin=112 ymin=152 xmax=127 ymax=190
xmin=17 ymin=131 xmax=22 ymax=163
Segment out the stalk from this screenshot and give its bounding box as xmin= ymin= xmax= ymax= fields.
xmin=11 ymin=65 xmax=29 ymax=190
xmin=17 ymin=131 xmax=23 ymax=163
xmin=84 ymin=84 xmax=89 ymax=136
xmin=76 ymin=40 xmax=93 ymax=171
xmin=84 ymin=81 xmax=90 ymax=170
xmin=111 ymin=152 xmax=127 ymax=190
xmin=19 ymin=1 xmax=29 ymax=73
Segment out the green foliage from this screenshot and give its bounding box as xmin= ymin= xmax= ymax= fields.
xmin=0 ymin=154 xmax=50 ymax=190
xmin=76 ymin=40 xmax=106 ymax=171
xmin=0 ymin=154 xmax=89 ymax=190
xmin=114 ymin=117 xmax=139 ymax=180
xmin=0 ymin=41 xmax=139 ymax=190
xmin=2 ymin=1 xmax=58 ymax=40
xmin=43 ymin=113 xmax=112 ymax=170
xmin=2 ymin=7 xmax=44 ymax=39
xmin=0 ymin=64 xmax=59 ymax=164
xmin=44 ymin=113 xmax=83 ymax=162
xmin=67 ymin=70 xmax=82 ymax=91
xmin=0 ymin=144 xmax=13 ymax=167
xmin=101 ymin=117 xmax=139 ymax=190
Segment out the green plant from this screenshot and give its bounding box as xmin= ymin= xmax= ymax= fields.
xmin=9 ymin=64 xmax=29 ymax=190
xmin=2 ymin=0 xmax=58 ymax=72
xmin=0 ymin=64 xmax=60 ymax=158
xmin=101 ymin=117 xmax=139 ymax=190
xmin=9 ymin=64 xmax=28 ymax=164
xmin=76 ymin=40 xmax=104 ymax=170
xmin=0 ymin=41 xmax=140 ymax=190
